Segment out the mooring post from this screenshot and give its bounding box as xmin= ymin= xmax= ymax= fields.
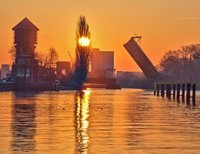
xmin=192 ymin=83 xmax=196 ymax=105
xmin=166 ymin=83 xmax=168 ymax=98
xmin=154 ymin=82 xmax=157 ymax=95
xmin=182 ymin=83 xmax=185 ymax=102
xmin=161 ymin=83 xmax=165 ymax=97
xmin=173 ymin=83 xmax=176 ymax=100
xmin=177 ymin=83 xmax=180 ymax=102
xmin=186 ymin=83 xmax=191 ymax=105
xmin=168 ymin=83 xmax=171 ymax=99
xmin=157 ymin=83 xmax=160 ymax=96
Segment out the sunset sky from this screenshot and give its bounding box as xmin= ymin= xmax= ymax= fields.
xmin=1 ymin=0 xmax=200 ymax=71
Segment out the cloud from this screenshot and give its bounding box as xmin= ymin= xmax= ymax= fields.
xmin=173 ymin=16 xmax=199 ymax=21
xmin=187 ymin=17 xmax=199 ymax=20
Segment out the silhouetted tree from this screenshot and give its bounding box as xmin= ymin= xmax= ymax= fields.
xmin=35 ymin=51 xmax=45 ymax=66
xmin=73 ymin=16 xmax=91 ymax=89
xmin=159 ymin=44 xmax=200 ymax=82
xmin=35 ymin=48 xmax=59 ymax=68
xmin=8 ymin=46 xmax=16 ymax=62
xmin=48 ymin=47 xmax=59 ymax=69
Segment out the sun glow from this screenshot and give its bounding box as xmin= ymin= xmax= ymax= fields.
xmin=78 ymin=37 xmax=90 ymax=47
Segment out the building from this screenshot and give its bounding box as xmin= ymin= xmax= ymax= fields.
xmin=56 ymin=61 xmax=71 ymax=80
xmin=1 ymin=64 xmax=9 ymax=79
xmin=89 ymin=48 xmax=115 ymax=79
xmin=117 ymin=71 xmax=146 ymax=82
xmin=12 ymin=18 xmax=39 ymax=83
xmin=116 ymin=71 xmax=153 ymax=88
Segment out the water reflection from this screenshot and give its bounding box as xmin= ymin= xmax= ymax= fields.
xmin=74 ymin=89 xmax=90 ymax=153
xmin=125 ymin=96 xmax=153 ymax=151
xmin=0 ymin=90 xmax=199 ymax=154
xmin=11 ymin=92 xmax=36 ymax=153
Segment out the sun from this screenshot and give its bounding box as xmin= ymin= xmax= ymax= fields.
xmin=78 ymin=37 xmax=90 ymax=47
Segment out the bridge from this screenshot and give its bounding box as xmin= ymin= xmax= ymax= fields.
xmin=124 ymin=37 xmax=162 ymax=81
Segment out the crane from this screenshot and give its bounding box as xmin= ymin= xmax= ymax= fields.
xmin=67 ymin=50 xmax=74 ymax=64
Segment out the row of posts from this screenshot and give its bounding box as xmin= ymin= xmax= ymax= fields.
xmin=154 ymin=82 xmax=196 ymax=105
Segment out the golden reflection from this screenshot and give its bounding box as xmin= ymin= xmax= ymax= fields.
xmin=75 ymin=89 xmax=91 ymax=153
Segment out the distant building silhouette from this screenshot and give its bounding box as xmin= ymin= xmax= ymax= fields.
xmin=12 ymin=18 xmax=39 ymax=84
xmin=56 ymin=61 xmax=71 ymax=83
xmin=89 ymin=48 xmax=115 ymax=79
xmin=87 ymin=48 xmax=120 ymax=89
xmin=1 ymin=64 xmax=9 ymax=79
xmin=116 ymin=71 xmax=152 ymax=88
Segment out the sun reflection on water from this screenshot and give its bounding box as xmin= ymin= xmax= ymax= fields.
xmin=75 ymin=89 xmax=91 ymax=153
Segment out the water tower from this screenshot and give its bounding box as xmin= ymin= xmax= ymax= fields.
xmin=12 ymin=18 xmax=39 ymax=83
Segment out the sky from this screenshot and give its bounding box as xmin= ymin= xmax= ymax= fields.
xmin=1 ymin=0 xmax=200 ymax=71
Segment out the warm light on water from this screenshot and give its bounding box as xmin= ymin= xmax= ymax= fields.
xmin=75 ymin=90 xmax=90 ymax=153
xmin=0 ymin=89 xmax=200 ymax=153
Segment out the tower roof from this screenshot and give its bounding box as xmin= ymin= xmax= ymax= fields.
xmin=12 ymin=18 xmax=39 ymax=31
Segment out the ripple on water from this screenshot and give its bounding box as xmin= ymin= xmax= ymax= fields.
xmin=0 ymin=89 xmax=200 ymax=154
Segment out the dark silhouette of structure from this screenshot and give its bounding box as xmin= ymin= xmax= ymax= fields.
xmin=124 ymin=37 xmax=161 ymax=81
xmin=12 ymin=18 xmax=39 ymax=86
xmin=56 ymin=61 xmax=71 ymax=85
xmin=90 ymin=48 xmax=115 ymax=79
xmin=56 ymin=61 xmax=71 ymax=77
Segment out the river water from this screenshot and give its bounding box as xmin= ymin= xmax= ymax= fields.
xmin=0 ymin=89 xmax=200 ymax=154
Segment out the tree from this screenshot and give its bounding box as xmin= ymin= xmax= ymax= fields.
xmin=35 ymin=51 xmax=45 ymax=66
xmin=8 ymin=46 xmax=16 ymax=62
xmin=73 ymin=16 xmax=91 ymax=88
xmin=35 ymin=48 xmax=59 ymax=68
xmin=48 ymin=47 xmax=59 ymax=69
xmin=159 ymin=44 xmax=200 ymax=82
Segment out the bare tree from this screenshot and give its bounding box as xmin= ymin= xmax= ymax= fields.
xmin=48 ymin=47 xmax=59 ymax=69
xmin=35 ymin=48 xmax=59 ymax=68
xmin=73 ymin=16 xmax=91 ymax=88
xmin=159 ymin=44 xmax=200 ymax=81
xmin=8 ymin=46 xmax=16 ymax=62
xmin=35 ymin=51 xmax=45 ymax=66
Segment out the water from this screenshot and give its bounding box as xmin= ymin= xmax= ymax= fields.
xmin=0 ymin=89 xmax=200 ymax=154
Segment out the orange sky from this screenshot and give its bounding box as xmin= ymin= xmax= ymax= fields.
xmin=1 ymin=0 xmax=200 ymax=71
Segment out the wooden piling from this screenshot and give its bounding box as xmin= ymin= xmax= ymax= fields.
xmin=173 ymin=83 xmax=176 ymax=100
xmin=177 ymin=83 xmax=180 ymax=102
xmin=168 ymin=83 xmax=171 ymax=99
xmin=192 ymin=83 xmax=196 ymax=105
xmin=153 ymin=82 xmax=196 ymax=105
xmin=166 ymin=84 xmax=169 ymax=98
xmin=182 ymin=83 xmax=185 ymax=102
xmin=186 ymin=83 xmax=191 ymax=104
xmin=154 ymin=83 xmax=157 ymax=95
xmin=157 ymin=83 xmax=160 ymax=96
xmin=161 ymin=83 xmax=165 ymax=97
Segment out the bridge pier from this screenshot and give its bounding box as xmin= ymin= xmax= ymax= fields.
xmin=154 ymin=82 xmax=196 ymax=105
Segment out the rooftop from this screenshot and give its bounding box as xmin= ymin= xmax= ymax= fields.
xmin=12 ymin=18 xmax=39 ymax=31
